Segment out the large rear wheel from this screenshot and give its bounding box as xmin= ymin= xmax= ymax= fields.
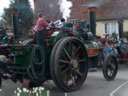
xmin=50 ymin=37 xmax=88 ymax=92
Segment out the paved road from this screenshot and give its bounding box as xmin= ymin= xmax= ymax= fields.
xmin=0 ymin=64 xmax=128 ymax=96
xmin=112 ymin=82 xmax=128 ymax=96
xmin=69 ymin=67 xmax=128 ymax=96
xmin=69 ymin=64 xmax=128 ymax=96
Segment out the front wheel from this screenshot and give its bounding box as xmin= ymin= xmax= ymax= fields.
xmin=29 ymin=45 xmax=45 ymax=81
xmin=50 ymin=37 xmax=88 ymax=92
xmin=102 ymin=55 xmax=118 ymax=81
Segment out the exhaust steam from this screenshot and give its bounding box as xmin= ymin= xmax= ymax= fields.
xmin=58 ymin=0 xmax=73 ymax=21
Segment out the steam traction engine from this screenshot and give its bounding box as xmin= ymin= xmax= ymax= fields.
xmin=0 ymin=22 xmax=89 ymax=92
xmin=0 ymin=20 xmax=118 ymax=92
xmin=0 ymin=9 xmax=118 ymax=92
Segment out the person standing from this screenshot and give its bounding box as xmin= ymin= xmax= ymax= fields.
xmin=33 ymin=13 xmax=48 ymax=46
xmin=22 ymin=13 xmax=49 ymax=88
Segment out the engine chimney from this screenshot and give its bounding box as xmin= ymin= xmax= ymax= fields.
xmin=88 ymin=7 xmax=96 ymax=35
xmin=12 ymin=7 xmax=18 ymax=40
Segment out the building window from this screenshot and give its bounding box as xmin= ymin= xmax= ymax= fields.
xmin=105 ymin=22 xmax=118 ymax=35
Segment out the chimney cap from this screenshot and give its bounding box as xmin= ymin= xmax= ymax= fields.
xmin=81 ymin=2 xmax=99 ymax=8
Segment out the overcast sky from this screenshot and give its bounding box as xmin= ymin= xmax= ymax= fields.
xmin=0 ymin=0 xmax=34 ymax=17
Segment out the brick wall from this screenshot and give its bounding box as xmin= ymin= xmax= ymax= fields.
xmin=70 ymin=0 xmax=88 ymax=20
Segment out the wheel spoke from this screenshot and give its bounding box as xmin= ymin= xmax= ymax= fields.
xmin=110 ymin=63 xmax=116 ymax=70
xmin=107 ymin=70 xmax=111 ymax=76
xmin=71 ymin=67 xmax=83 ymax=77
xmin=75 ymin=46 xmax=81 ymax=56
xmin=70 ymin=77 xmax=76 ymax=86
xmin=61 ymin=67 xmax=71 ymax=74
xmin=68 ymin=42 xmax=78 ymax=58
xmin=64 ymin=48 xmax=71 ymax=60
xmin=68 ymin=41 xmax=73 ymax=55
xmin=108 ymin=59 xmax=114 ymax=65
xmin=108 ymin=70 xmax=113 ymax=76
xmin=71 ymin=46 xmax=76 ymax=58
xmin=66 ymin=73 xmax=77 ymax=86
xmin=66 ymin=70 xmax=82 ymax=86
xmin=69 ymin=43 xmax=76 ymax=59
xmin=107 ymin=66 xmax=114 ymax=76
xmin=74 ymin=70 xmax=83 ymax=77
xmin=110 ymin=70 xmax=114 ymax=76
xmin=59 ymin=59 xmax=71 ymax=64
xmin=63 ymin=73 xmax=74 ymax=86
xmin=59 ymin=63 xmax=66 ymax=69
